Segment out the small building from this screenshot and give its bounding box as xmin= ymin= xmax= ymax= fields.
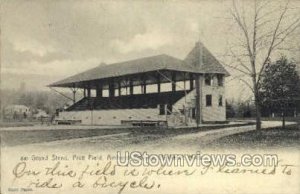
xmin=4 ymin=104 xmax=31 ymax=120
xmin=49 ymin=42 xmax=229 ymax=126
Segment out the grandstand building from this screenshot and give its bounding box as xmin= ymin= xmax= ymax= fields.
xmin=49 ymin=42 xmax=229 ymax=126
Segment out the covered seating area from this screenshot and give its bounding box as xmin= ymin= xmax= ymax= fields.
xmin=67 ymin=91 xmax=189 ymax=111
xmin=49 ymin=42 xmax=229 ymax=126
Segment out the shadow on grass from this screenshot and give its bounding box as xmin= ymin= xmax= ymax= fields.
xmin=0 ymin=128 xmax=133 ymax=146
xmin=206 ymin=123 xmax=300 ymax=149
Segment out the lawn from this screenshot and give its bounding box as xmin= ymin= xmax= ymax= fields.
xmin=0 ymin=121 xmax=254 ymax=147
xmin=207 ymin=122 xmax=300 ymax=149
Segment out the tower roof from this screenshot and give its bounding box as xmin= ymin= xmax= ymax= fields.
xmin=184 ymin=42 xmax=229 ymax=75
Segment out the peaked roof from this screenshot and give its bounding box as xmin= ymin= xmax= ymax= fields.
xmin=184 ymin=42 xmax=230 ymax=75
xmin=49 ymin=42 xmax=229 ymax=87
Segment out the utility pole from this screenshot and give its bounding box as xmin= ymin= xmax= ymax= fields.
xmin=195 ymin=41 xmax=204 ymax=127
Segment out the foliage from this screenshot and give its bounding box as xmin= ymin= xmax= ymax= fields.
xmin=226 ymin=100 xmax=236 ymax=118
xmin=260 ymin=56 xmax=300 ymax=115
xmin=226 ymin=0 xmax=300 ymax=129
xmin=0 ymin=89 xmax=74 ymax=115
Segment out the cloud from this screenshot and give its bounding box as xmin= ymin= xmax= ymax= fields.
xmin=110 ymin=30 xmax=174 ymax=54
xmin=2 ymin=58 xmax=100 ymax=77
xmin=2 ymin=40 xmax=67 ymax=68
xmin=1 ymin=57 xmax=101 ymax=90
xmin=12 ymin=39 xmax=56 ymax=57
xmin=2 ymin=0 xmax=298 ymax=100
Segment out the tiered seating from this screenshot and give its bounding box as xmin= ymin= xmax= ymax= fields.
xmin=67 ymin=91 xmax=189 ymax=111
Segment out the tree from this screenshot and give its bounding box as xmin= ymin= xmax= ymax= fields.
xmin=226 ymin=100 xmax=236 ymax=118
xmin=18 ymin=92 xmax=34 ymax=107
xmin=1 ymin=89 xmax=71 ymax=116
xmin=260 ymin=56 xmax=300 ymax=128
xmin=35 ymin=92 xmax=49 ymax=109
xmin=224 ymin=0 xmax=300 ymax=129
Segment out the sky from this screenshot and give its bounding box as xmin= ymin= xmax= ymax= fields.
xmin=1 ymin=0 xmax=300 ymax=101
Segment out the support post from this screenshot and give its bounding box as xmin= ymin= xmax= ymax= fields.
xmin=129 ymin=79 xmax=133 ymax=95
xmin=140 ymin=75 xmax=147 ymax=94
xmin=118 ymin=81 xmax=122 ymax=96
xmin=72 ymin=90 xmax=76 ymax=104
xmin=96 ymin=84 xmax=103 ymax=97
xmin=86 ymin=84 xmax=91 ymax=109
xmin=195 ymin=74 xmax=203 ymax=126
xmin=157 ymin=74 xmax=161 ymax=93
xmin=183 ymin=73 xmax=186 ymax=91
xmin=165 ymin=104 xmax=168 ymax=121
xmin=109 ymin=79 xmax=115 ymax=97
xmin=70 ymin=84 xmax=77 ymax=104
xmin=190 ymin=74 xmax=194 ymax=90
xmin=172 ymin=72 xmax=176 ymax=92
xmin=183 ymin=73 xmax=187 ymax=126
xmin=83 ymin=88 xmax=86 ymax=97
xmin=183 ymin=104 xmax=187 ymax=126
xmin=87 ymin=87 xmax=91 ymax=98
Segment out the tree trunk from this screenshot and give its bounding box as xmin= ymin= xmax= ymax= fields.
xmin=282 ymin=112 xmax=285 ymax=129
xmin=282 ymin=104 xmax=286 ymax=129
xmin=253 ymin=77 xmax=262 ymax=130
xmin=255 ymin=97 xmax=262 ymax=130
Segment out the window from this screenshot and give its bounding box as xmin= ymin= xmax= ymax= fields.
xmin=206 ymin=95 xmax=212 ymax=106
xmin=159 ymin=104 xmax=165 ymax=115
xmin=205 ymin=75 xmax=212 ymax=86
xmin=217 ymin=75 xmax=224 ymax=86
xmin=192 ymin=108 xmax=196 ymax=119
xmin=219 ymin=95 xmax=223 ymax=106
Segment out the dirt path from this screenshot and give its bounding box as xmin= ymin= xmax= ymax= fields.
xmin=129 ymin=121 xmax=294 ymax=151
xmin=3 ymin=121 xmax=294 ymax=152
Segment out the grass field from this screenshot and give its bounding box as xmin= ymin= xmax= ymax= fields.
xmin=0 ymin=121 xmax=254 ymax=147
xmin=207 ymin=122 xmax=300 ymax=149
xmin=1 ymin=118 xmax=299 ymax=149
